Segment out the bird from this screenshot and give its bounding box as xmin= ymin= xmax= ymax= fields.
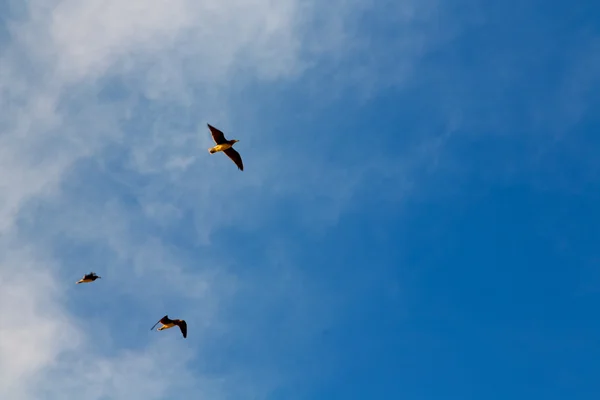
xmin=76 ymin=272 xmax=101 ymax=284
xmin=150 ymin=315 xmax=187 ymax=338
xmin=207 ymin=123 xmax=244 ymax=171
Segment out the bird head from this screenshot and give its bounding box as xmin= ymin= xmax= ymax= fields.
xmin=233 ymin=139 xmax=240 ymax=143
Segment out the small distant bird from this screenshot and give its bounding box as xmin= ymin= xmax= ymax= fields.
xmin=150 ymin=315 xmax=187 ymax=338
xmin=207 ymin=123 xmax=243 ymax=171
xmin=76 ymin=272 xmax=101 ymax=284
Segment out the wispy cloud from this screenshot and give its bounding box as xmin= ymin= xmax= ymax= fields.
xmin=0 ymin=0 xmax=451 ymax=398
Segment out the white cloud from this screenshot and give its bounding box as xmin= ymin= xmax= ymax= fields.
xmin=0 ymin=255 xmax=80 ymax=399
xmin=0 ymin=0 xmax=448 ymax=398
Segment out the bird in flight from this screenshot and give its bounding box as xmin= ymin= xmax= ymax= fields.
xmin=207 ymin=123 xmax=244 ymax=171
xmin=76 ymin=272 xmax=101 ymax=284
xmin=150 ymin=315 xmax=187 ymax=338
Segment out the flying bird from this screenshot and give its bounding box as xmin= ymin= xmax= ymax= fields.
xmin=207 ymin=123 xmax=243 ymax=171
xmin=76 ymin=272 xmax=101 ymax=284
xmin=150 ymin=315 xmax=187 ymax=338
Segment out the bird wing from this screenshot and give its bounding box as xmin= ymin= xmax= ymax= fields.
xmin=223 ymin=148 xmax=244 ymax=171
xmin=207 ymin=124 xmax=227 ymax=145
xmin=150 ymin=315 xmax=170 ymax=331
xmin=176 ymin=320 xmax=187 ymax=338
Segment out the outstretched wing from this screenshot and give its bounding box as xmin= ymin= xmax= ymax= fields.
xmin=207 ymin=124 xmax=227 ymax=145
xmin=176 ymin=320 xmax=187 ymax=338
xmin=223 ymin=148 xmax=244 ymax=171
xmin=150 ymin=315 xmax=169 ymax=331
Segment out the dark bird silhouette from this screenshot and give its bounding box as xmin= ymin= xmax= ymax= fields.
xmin=207 ymin=123 xmax=243 ymax=171
xmin=76 ymin=272 xmax=101 ymax=284
xmin=150 ymin=315 xmax=187 ymax=338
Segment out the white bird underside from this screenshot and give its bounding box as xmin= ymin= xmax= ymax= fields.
xmin=76 ymin=273 xmax=100 ymax=284
xmin=208 ymin=143 xmax=233 ymax=153
xmin=151 ymin=316 xmax=187 ymax=338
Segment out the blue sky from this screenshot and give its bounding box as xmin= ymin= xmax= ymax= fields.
xmin=0 ymin=0 xmax=599 ymax=399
